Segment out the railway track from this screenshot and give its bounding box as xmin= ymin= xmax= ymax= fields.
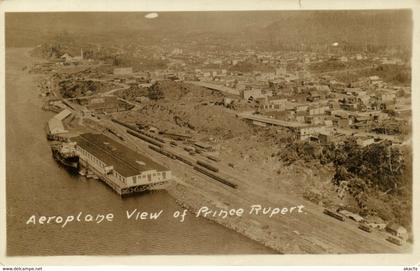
xmin=105 ymin=118 xmax=406 ymax=253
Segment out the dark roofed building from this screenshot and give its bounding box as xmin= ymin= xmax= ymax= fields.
xmin=72 ymin=133 xmax=172 ymax=194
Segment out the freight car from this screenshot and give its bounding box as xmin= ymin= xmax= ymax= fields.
xmin=111 ymin=118 xmax=138 ymax=131
xmin=206 ymin=155 xmax=221 ymax=162
xmin=386 ymin=235 xmax=404 ymax=246
xmin=172 ymin=153 xmax=194 ymax=166
xmin=196 ymin=160 xmax=219 ymax=173
xmin=358 ymin=223 xmax=372 ymax=233
xmin=136 ymin=129 xmax=166 ymax=143
xmin=323 ymin=208 xmax=345 ymax=221
xmin=148 ymin=145 xmax=176 ymax=159
xmin=127 ymin=129 xmax=163 ymax=148
xmin=193 ymin=166 xmax=237 ymax=189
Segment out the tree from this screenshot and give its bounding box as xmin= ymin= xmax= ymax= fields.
xmin=148 ymin=83 xmax=164 ymax=100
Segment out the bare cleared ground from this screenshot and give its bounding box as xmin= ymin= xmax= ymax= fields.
xmin=31 ymin=51 xmax=410 ymax=254
xmin=107 ymin=82 xmax=409 ymax=253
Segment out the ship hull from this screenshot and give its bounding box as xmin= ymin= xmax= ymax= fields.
xmin=51 ymin=149 xmax=79 ymax=169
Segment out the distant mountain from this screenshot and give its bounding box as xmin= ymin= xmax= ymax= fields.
xmin=5 ymin=10 xmax=412 ymax=49
xmin=258 ymin=10 xmax=412 ymax=48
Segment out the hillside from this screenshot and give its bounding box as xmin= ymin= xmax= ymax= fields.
xmin=6 ymin=10 xmax=412 ymax=50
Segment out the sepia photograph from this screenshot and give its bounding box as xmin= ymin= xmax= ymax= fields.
xmin=2 ymin=2 xmax=416 ymax=262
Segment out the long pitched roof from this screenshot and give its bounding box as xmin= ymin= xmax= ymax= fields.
xmin=72 ymin=133 xmax=168 ymax=177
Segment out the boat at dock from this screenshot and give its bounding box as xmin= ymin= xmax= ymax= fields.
xmin=51 ymin=142 xmax=79 ymax=169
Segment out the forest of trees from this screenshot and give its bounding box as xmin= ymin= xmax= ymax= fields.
xmin=279 ymin=138 xmax=412 ymax=228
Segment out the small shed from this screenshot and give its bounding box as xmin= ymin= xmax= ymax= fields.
xmin=386 ymin=223 xmax=408 ymax=240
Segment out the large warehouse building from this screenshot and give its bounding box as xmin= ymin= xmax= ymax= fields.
xmin=72 ymin=133 xmax=172 ymax=195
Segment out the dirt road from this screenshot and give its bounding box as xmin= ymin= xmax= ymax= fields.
xmin=103 ymin=119 xmax=410 ymax=254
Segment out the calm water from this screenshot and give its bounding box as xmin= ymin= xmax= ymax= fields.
xmin=5 ymin=48 xmax=274 ymax=255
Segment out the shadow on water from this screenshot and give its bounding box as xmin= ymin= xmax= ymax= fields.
xmin=51 ymin=159 xmax=80 ymax=176
xmin=121 ymin=190 xmax=156 ymax=199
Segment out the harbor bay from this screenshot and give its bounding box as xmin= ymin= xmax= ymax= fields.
xmin=6 ymin=48 xmax=274 ymax=255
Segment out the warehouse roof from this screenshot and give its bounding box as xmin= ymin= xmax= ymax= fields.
xmin=55 ymin=109 xmax=72 ymax=121
xmin=72 ymin=133 xmax=168 ymax=177
xmin=47 ymin=117 xmax=67 ymax=135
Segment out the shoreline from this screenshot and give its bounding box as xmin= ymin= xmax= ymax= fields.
xmin=16 ymin=46 xmax=410 ymax=255
xmin=6 ymin=47 xmax=275 ymax=255
xmin=167 ymin=181 xmax=288 ymax=254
